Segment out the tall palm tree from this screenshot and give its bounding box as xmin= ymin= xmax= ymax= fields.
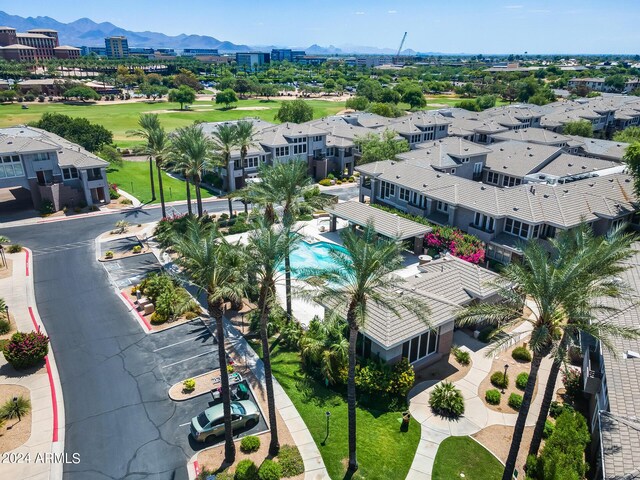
xmin=146 ymin=126 xmax=172 ymax=218
xmin=299 ymin=224 xmax=430 ymax=472
xmin=526 ymin=225 xmax=639 ymax=458
xmin=246 ymin=219 xmax=298 ymax=456
xmin=127 ymin=113 xmax=161 ymax=202
xmin=242 ymin=160 xmax=329 ymax=319
xmin=171 ymin=219 xmax=246 ymax=464
xmin=171 ymin=125 xmax=217 ymax=218
xmin=457 ymin=224 xmax=640 ymax=480
xmin=211 ymin=123 xmax=237 ymax=193
xmin=234 ymin=120 xmax=258 ymax=190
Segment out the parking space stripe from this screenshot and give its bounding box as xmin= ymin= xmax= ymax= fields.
xmin=161 ymin=350 xmax=213 ymax=368
xmin=153 ymin=335 xmax=210 ymax=352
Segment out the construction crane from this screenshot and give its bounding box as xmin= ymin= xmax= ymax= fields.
xmin=394 ymin=32 xmax=407 ymax=65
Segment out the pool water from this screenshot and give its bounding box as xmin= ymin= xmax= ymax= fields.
xmin=285 ymin=241 xmax=348 ymax=276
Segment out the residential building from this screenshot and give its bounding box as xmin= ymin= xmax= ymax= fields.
xmin=104 ymin=36 xmax=129 ymax=58
xmin=565 ymin=135 xmax=630 ymax=162
xmin=235 ymin=52 xmax=270 ymax=70
xmin=0 ymin=26 xmax=77 ymax=61
xmin=568 ymin=77 xmax=640 ymax=93
xmin=0 ymin=126 xmax=111 ymax=214
xmin=270 ymin=49 xmax=305 ymax=62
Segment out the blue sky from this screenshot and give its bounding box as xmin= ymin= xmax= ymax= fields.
xmin=2 ymin=0 xmax=639 ymax=54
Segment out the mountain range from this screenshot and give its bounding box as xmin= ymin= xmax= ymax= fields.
xmin=0 ymin=11 xmax=420 ymax=55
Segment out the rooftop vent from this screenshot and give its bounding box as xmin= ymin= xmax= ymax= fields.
xmin=625 ymin=350 xmax=640 ymax=359
xmin=396 ymin=175 xmax=401 ymax=179
xmin=543 ymin=194 xmax=549 ymax=198
xmin=513 ymin=207 xmax=519 ymax=211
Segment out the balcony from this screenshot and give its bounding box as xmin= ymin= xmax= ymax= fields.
xmin=583 ymin=347 xmax=603 ymax=395
xmin=467 ymin=224 xmax=495 ymax=244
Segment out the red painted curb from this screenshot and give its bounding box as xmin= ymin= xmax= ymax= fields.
xmin=193 ymin=461 xmax=200 ymax=476
xmin=28 ymin=306 xmax=39 ymax=331
xmin=25 ymin=249 xmax=29 ymax=276
xmin=45 ymin=357 xmax=59 ymax=442
xmin=120 ymin=291 xmax=152 ymax=332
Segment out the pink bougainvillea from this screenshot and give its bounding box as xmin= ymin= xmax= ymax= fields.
xmin=425 ymin=225 xmax=485 ymax=264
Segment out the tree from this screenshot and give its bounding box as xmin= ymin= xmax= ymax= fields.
xmin=457 ymin=224 xmax=639 ymax=480
xmin=234 ymin=120 xmax=258 ymax=190
xmin=354 ymin=129 xmax=410 ymax=164
xmin=604 ymin=74 xmax=627 ymax=92
xmin=345 ymin=96 xmax=370 ymax=111
xmin=614 ymin=125 xmax=640 ymax=143
xmin=31 ymin=113 xmax=113 ymax=152
xmin=246 ymin=220 xmax=298 ymax=455
xmin=234 ymin=77 xmax=252 ymax=98
xmin=402 ymin=86 xmax=427 ymax=109
xmin=127 ymin=113 xmax=161 ymax=201
xmin=323 ymin=78 xmax=336 ymax=93
xmin=170 ymin=124 xmax=217 ymax=217
xmin=623 ymin=142 xmax=640 ymax=200
xmin=98 ymin=144 xmax=123 ymax=166
xmin=455 ymin=99 xmax=480 ymax=112
xmin=215 ymin=88 xmax=238 ymax=109
xmin=62 ymin=85 xmax=100 ymax=102
xmin=210 ymin=123 xmax=237 ymax=192
xmin=300 ymin=316 xmax=348 ymax=385
xmin=259 ymin=84 xmax=278 ymax=100
xmin=367 ymin=102 xmax=404 ymax=118
xmin=0 ymin=90 xmax=16 ymax=103
xmin=145 ymin=126 xmax=172 ymax=218
xmin=171 ymin=219 xmax=246 ymax=465
xmin=475 ymin=94 xmax=497 ymax=110
xmin=173 ymin=69 xmax=202 ymax=91
xmin=168 ymin=85 xmax=196 ymax=110
xmin=356 ymin=78 xmax=382 ymax=101
xmin=380 ymin=88 xmax=401 ymax=104
xmin=275 ymin=99 xmax=313 ymax=123
xmin=298 ymin=224 xmax=430 ymax=472
xmin=139 ymin=83 xmax=168 ymax=100
xmin=562 ymin=120 xmax=593 ymax=137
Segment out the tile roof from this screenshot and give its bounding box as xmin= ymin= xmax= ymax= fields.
xmin=566 ymin=135 xmax=630 ymax=161
xmin=537 ymin=153 xmax=620 ymax=178
xmin=491 ymin=127 xmax=571 ymax=146
xmin=484 ymin=141 xmax=562 ymax=178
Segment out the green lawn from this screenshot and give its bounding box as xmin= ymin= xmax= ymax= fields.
xmin=0 ymin=98 xmax=346 ymax=148
xmin=425 ymin=95 xmax=510 ymax=107
xmin=107 ymin=160 xmax=214 ymax=204
xmin=432 ymin=436 xmax=504 ymax=480
xmin=252 ymin=340 xmax=420 ymax=480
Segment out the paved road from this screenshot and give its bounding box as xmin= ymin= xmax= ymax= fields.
xmin=0 ymin=188 xmax=357 ymax=480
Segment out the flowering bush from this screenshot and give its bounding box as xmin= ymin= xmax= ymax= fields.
xmin=109 ymin=183 xmax=119 ymax=200
xmin=2 ymin=331 xmax=49 ymax=369
xmin=426 ymin=225 xmax=485 ymax=264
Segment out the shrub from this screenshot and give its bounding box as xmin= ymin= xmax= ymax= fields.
xmin=258 ymin=459 xmax=281 ymax=480
xmin=452 ymin=346 xmax=470 ymax=365
xmin=182 ymin=378 xmax=195 ymax=392
xmin=562 ymin=367 xmax=582 ymax=401
xmin=543 ymin=419 xmax=555 ymax=439
xmin=114 ymin=220 xmax=130 ymax=234
xmin=0 ymin=318 xmax=10 ymax=335
xmin=549 ymin=400 xmax=574 ymax=418
xmin=150 ymin=312 xmax=168 ymax=325
xmin=277 ymin=445 xmax=304 ymax=477
xmin=336 ymin=180 xmax=342 ymax=185
xmin=355 ymin=361 xmax=388 ymax=394
xmin=485 ymin=389 xmax=501 ymax=405
xmin=7 ymin=244 xmax=23 ymax=253
xmin=121 ymin=198 xmax=133 ymax=205
xmin=516 ymin=372 xmax=529 ymax=390
xmin=132 ymin=245 xmax=142 ymax=253
xmin=429 ymin=381 xmax=465 ymax=417
xmin=477 ymin=325 xmax=496 ymax=343
xmin=387 ymin=357 xmax=415 ymax=397
xmin=234 ymin=459 xmax=259 ymax=480
xmin=104 ymin=250 xmax=114 ymax=259
xmin=240 ymin=435 xmax=261 ymax=453
xmin=109 ymin=184 xmax=119 ymax=199
xmin=508 ymin=393 xmax=523 ymax=410
xmin=279 ymin=321 xmax=302 ymax=350
xmin=184 ymin=311 xmax=199 ymax=320
xmin=2 ymin=331 xmax=49 ymax=369
xmin=512 ymin=346 xmax=532 ymax=362
xmin=40 ymin=199 xmax=55 ymax=215
xmin=490 ymin=371 xmax=509 ymax=389
xmin=0 ymin=395 xmax=31 ymax=419
xmin=318 ymin=179 xmax=332 ymax=186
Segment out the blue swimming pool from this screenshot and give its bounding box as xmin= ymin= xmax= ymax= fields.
xmin=285 ymin=240 xmax=348 ymax=276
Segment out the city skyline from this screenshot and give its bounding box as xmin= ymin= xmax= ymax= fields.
xmin=2 ymin=0 xmax=639 ymax=54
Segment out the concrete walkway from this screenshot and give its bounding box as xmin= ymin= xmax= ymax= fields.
xmin=0 ymin=250 xmax=65 ymax=480
xmin=406 ymin=321 xmax=556 ymax=479
xmin=143 ymin=234 xmax=329 ymax=480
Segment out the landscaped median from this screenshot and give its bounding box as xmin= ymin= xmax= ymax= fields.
xmin=432 ymin=436 xmax=504 ymax=480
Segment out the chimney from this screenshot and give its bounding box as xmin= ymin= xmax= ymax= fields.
xmin=529 ymin=185 xmax=535 ymax=195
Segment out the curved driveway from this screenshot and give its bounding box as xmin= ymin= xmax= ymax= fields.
xmin=0 ymin=186 xmax=356 ymax=480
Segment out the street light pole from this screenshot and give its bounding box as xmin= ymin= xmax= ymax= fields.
xmin=503 ymin=363 xmax=509 ymax=394
xmin=324 ymin=411 xmax=331 ymax=444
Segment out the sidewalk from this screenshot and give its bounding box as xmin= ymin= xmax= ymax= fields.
xmin=0 ymin=250 xmax=65 ymax=480
xmin=144 ymin=239 xmax=329 ymax=479
xmin=406 ymin=321 xmax=556 ymax=479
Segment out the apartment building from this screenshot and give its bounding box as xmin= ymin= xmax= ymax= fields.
xmin=0 ymin=26 xmax=78 ymax=61
xmin=0 ymin=126 xmax=110 ymax=214
xmin=568 ymin=77 xmax=640 ymax=93
xmin=235 ymin=52 xmax=270 ymax=70
xmin=105 ymin=36 xmax=129 ymax=58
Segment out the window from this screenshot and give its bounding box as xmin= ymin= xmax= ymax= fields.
xmin=436 ymin=200 xmax=448 ymax=213
xmin=460 ymin=157 xmax=470 ymax=163
xmin=503 ymin=175 xmax=519 ymax=187
xmin=381 ymin=181 xmax=395 ymax=198
xmin=399 ymin=187 xmax=410 ymax=202
xmin=0 ymin=155 xmax=25 ymax=179
xmin=505 ymin=218 xmax=530 ymax=239
xmin=33 ymin=152 xmax=50 ymax=161
xmin=401 ymin=329 xmax=439 ymax=364
xmin=486 ymin=244 xmax=512 ymax=264
xmin=327 ymin=147 xmax=335 ymax=156
xmin=275 ymin=146 xmax=289 ymax=157
xmin=313 ymin=136 xmax=322 ymax=142
xmin=293 ymin=143 xmax=307 ymax=155
xmin=473 ymin=162 xmax=483 ymax=174
xmin=245 ymin=157 xmax=259 ymax=168
xmin=439 ymin=125 xmax=446 ymax=131
xmin=487 ymin=171 xmax=499 ymax=185
xmin=450 ymin=168 xmax=456 ymax=174
xmin=62 ymin=167 xmax=78 ymax=180
xmin=473 ymin=212 xmax=494 ymax=232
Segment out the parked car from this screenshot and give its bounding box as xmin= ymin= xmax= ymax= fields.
xmin=190 ymin=400 xmax=259 ymax=442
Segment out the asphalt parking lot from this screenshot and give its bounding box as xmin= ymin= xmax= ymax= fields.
xmin=102 ymin=251 xmax=163 ymax=288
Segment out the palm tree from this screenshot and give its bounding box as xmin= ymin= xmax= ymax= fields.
xmin=171 ymin=125 xmax=217 ymax=218
xmin=146 ymin=126 xmax=172 ymax=218
xmin=457 ymin=224 xmax=640 ymax=480
xmin=526 ymin=225 xmax=640 ymax=458
xmin=127 ymin=113 xmax=161 ymax=202
xmin=211 ymin=123 xmax=237 ymax=193
xmin=246 ymin=219 xmax=298 ymax=456
xmin=242 ymin=160 xmax=329 ymax=319
xmin=234 ymin=120 xmax=258 ymax=190
xmin=300 ymin=315 xmax=349 ymax=385
xmin=299 ymin=224 xmax=430 ymax=472
xmin=171 ymin=219 xmax=246 ymax=464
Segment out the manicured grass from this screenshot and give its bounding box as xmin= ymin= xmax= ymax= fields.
xmin=432 ymin=436 xmax=504 ymax=480
xmin=106 ymin=160 xmax=214 ymax=205
xmin=425 ymin=95 xmax=510 ymax=107
xmin=0 ymin=98 xmax=346 ymax=148
xmin=252 ymin=340 xmax=420 ymax=480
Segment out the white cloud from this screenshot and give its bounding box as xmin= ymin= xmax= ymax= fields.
xmin=388 ymin=10 xmax=397 ymax=14
xmin=504 ymin=4 xmax=524 ymax=8
xmin=354 ymin=11 xmax=365 ymax=15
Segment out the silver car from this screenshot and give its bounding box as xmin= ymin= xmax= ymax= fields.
xmin=190 ymin=400 xmax=259 ymax=442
